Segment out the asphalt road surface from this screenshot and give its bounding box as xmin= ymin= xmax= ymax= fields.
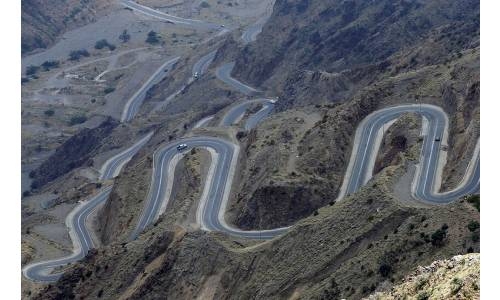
xmin=241 ymin=22 xmax=264 ymax=44
xmin=193 ymin=115 xmax=215 ymax=129
xmin=100 ymin=132 xmax=154 ymax=180
xmin=120 ymin=0 xmax=222 ymax=30
xmin=22 ymin=187 xmax=112 ymax=282
xmin=336 ymin=104 xmax=480 ymax=203
xmin=192 ymin=50 xmax=217 ymax=77
xmin=133 ymin=104 xmax=479 ymax=241
xmin=215 ymin=62 xmax=259 ymax=96
xmin=220 ymin=98 xmax=275 ymax=130
xmin=130 ymin=136 xmax=290 ymax=240
xmin=151 ymin=50 xmax=217 ymax=113
xmin=121 ymin=56 xmax=180 ymax=122
xmin=23 ymin=133 xmax=152 ymax=282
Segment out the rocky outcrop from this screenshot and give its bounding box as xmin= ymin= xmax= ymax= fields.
xmin=33 ymin=171 xmax=480 ymax=299
xmin=22 ymin=0 xmax=112 ymax=55
xmin=231 ymin=0 xmax=479 ymax=89
xmin=30 ymin=118 xmax=117 ymax=190
xmin=366 ymin=254 xmax=480 ymax=300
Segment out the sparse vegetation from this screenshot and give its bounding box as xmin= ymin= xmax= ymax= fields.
xmin=417 ymin=291 xmax=430 ymax=300
xmin=466 ymin=194 xmax=480 ymax=211
xmin=41 ymin=60 xmax=60 ymax=71
xmin=378 ymin=263 xmax=392 ymax=277
xmin=95 ymin=39 xmax=116 ymax=51
xmin=471 ymin=231 xmax=480 ymax=243
xmin=44 ymin=109 xmax=55 ymax=117
xmin=119 ymin=30 xmax=131 ymax=43
xmin=103 ymin=87 xmax=116 ymax=94
xmin=69 ymin=49 xmax=90 ymax=61
xmin=467 ymin=220 xmax=479 ymax=232
xmin=25 ymin=65 xmax=39 ymax=76
xmin=431 ymin=226 xmax=448 ymax=246
xmin=68 ymin=114 xmax=87 ymax=126
xmin=146 ymin=31 xmax=160 ymax=44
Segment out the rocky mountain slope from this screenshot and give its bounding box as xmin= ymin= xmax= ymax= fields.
xmin=22 ymin=0 xmax=480 ymax=299
xmin=366 ymin=253 xmax=480 ymax=300
xmin=31 ymin=166 xmax=480 ymax=299
xmin=22 ymin=0 xmax=112 ymax=55
xmin=232 ymin=0 xmax=479 ymax=91
xmin=29 ymin=118 xmax=117 ymax=190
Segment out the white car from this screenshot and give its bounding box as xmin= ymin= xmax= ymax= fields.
xmin=193 ymin=72 xmax=199 ymax=79
xmin=177 ymin=143 xmax=188 ymax=151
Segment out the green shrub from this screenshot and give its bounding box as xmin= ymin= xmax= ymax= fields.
xmin=41 ymin=60 xmax=60 ymax=71
xmin=68 ymin=115 xmax=87 ymax=126
xmin=146 ymin=31 xmax=160 ymax=44
xmin=417 ymin=291 xmax=430 ymax=300
xmin=467 ymin=220 xmax=479 ymax=232
xmin=103 ymin=87 xmax=115 ymax=94
xmin=378 ymin=263 xmax=391 ymax=277
xmin=431 ymin=228 xmax=447 ymax=246
xmin=119 ymin=30 xmax=131 ymax=43
xmin=69 ymin=49 xmax=90 ymax=61
xmin=25 ymin=65 xmax=39 ymax=76
xmin=95 ymin=39 xmax=116 ymax=51
xmin=44 ymin=109 xmax=55 ymax=117
xmin=466 ymin=194 xmax=480 ymax=211
xmin=471 ymin=231 xmax=480 ymax=243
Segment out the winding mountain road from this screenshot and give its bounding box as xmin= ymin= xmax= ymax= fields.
xmin=23 ymin=0 xmax=480 ymax=283
xmin=100 ymin=132 xmax=154 ymax=180
xmin=121 ymin=56 xmax=180 ymax=122
xmin=23 ymin=133 xmax=152 ymax=282
xmin=215 ymin=62 xmax=259 ymax=96
xmin=120 ymin=0 xmax=221 ymax=30
xmin=241 ymin=20 xmax=265 ymax=44
xmin=192 ymin=50 xmax=217 ymax=77
xmin=130 ymin=136 xmax=290 ymax=240
xmin=22 ymin=187 xmax=112 ymax=282
xmin=336 ymin=104 xmax=480 ymax=204
xmin=133 ymin=90 xmax=479 ymax=241
xmin=220 ymin=98 xmax=275 ymax=130
xmin=151 ymin=50 xmax=217 ymax=113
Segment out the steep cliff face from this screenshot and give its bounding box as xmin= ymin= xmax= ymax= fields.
xmin=232 ymin=0 xmax=479 ymax=90
xmin=29 ymin=118 xmax=117 ymax=190
xmin=21 ymin=0 xmax=112 ymax=55
xmin=24 ymin=0 xmax=480 ymax=298
xmin=33 ymin=171 xmax=480 ymax=299
xmin=366 ymin=254 xmax=480 ymax=300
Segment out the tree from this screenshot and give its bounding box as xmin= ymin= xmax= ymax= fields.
xmin=95 ymin=39 xmax=116 ymax=51
xmin=41 ymin=60 xmax=60 ymax=71
xmin=103 ymin=87 xmax=115 ymax=94
xmin=44 ymin=109 xmax=55 ymax=117
xmin=119 ymin=30 xmax=131 ymax=43
xmin=146 ymin=31 xmax=160 ymax=44
xmin=25 ymin=65 xmax=39 ymax=76
xmin=378 ymin=263 xmax=392 ymax=277
xmin=431 ymin=228 xmax=447 ymax=246
xmin=467 ymin=220 xmax=479 ymax=232
xmin=68 ymin=114 xmax=87 ymax=126
xmin=69 ymin=49 xmax=90 ymax=61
